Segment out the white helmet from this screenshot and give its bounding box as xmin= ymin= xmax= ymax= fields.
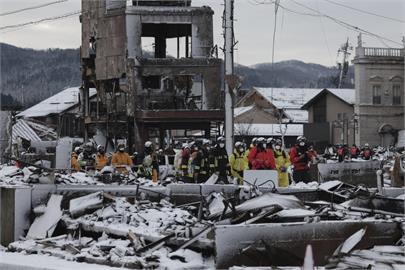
xmin=235 ymin=141 xmax=243 ymax=148
xmin=145 ymin=141 xmax=153 ymax=148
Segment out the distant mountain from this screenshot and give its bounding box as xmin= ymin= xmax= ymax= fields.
xmin=0 ymin=43 xmax=354 ymax=109
xmin=235 ymin=60 xmax=354 ymax=89
xmin=0 ymin=43 xmax=81 ymax=108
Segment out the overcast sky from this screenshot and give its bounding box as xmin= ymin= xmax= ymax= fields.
xmin=1 ymin=0 xmax=404 ymax=66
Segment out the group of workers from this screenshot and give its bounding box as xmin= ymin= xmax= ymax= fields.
xmin=323 ymin=143 xmax=375 ymax=162
xmin=177 ymin=136 xmax=315 ymax=186
xmin=71 ymin=142 xmax=132 ymax=173
xmin=71 ymin=135 xmax=320 ymax=186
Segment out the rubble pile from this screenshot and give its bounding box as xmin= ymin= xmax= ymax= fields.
xmin=8 ymin=192 xmax=213 ymax=269
xmin=3 ymin=178 xmax=404 ymax=268
xmin=0 ymin=164 xmax=171 ymax=186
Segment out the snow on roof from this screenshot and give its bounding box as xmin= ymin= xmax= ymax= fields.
xmin=234 ymin=123 xmax=303 ymax=136
xmin=254 ymin=87 xmax=322 ymax=109
xmin=17 ymin=87 xmax=97 ymax=118
xmin=284 ymin=109 xmax=308 ymax=123
xmin=327 ymin=88 xmax=355 ymax=105
xmin=234 ymin=106 xmax=254 ymax=117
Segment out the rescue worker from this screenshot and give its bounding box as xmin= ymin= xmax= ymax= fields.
xmin=214 ymin=137 xmax=231 ymax=183
xmin=95 ymin=145 xmax=108 ymax=171
xmin=193 ymin=140 xmax=210 ymax=183
xmin=290 ymin=136 xmax=314 ymax=183
xmin=248 ymin=137 xmax=276 ymax=170
xmin=71 ymin=147 xmax=81 ymax=172
xmin=361 ymin=143 xmax=374 ymax=160
xmin=207 ymin=140 xmax=218 ymax=176
xmin=78 ymin=142 xmax=96 ymax=170
xmin=229 ymin=141 xmax=248 ymax=184
xmin=273 ymin=139 xmax=290 ymax=187
xmin=180 ymin=143 xmax=192 ymax=182
xmin=266 ymin=137 xmax=275 ymax=151
xmin=350 ymin=144 xmax=360 ymax=159
xmin=246 ymin=137 xmax=258 ymax=169
xmin=336 ymin=144 xmax=346 ymax=163
xmin=112 ymin=143 xmax=133 ymax=174
xmin=141 ymin=141 xmax=159 ymax=182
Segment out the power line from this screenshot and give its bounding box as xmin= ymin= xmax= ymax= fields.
xmin=315 ymin=0 xmax=333 ymax=66
xmin=0 ymin=0 xmax=68 ymax=17
xmin=0 ymin=11 xmax=80 ymax=32
xmin=323 ymin=0 xmax=405 ymax=24
xmin=286 ymin=0 xmax=402 ymax=46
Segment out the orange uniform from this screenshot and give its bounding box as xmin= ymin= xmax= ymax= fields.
xmin=96 ymin=153 xmax=108 ymax=171
xmin=112 ymin=151 xmax=133 ymax=174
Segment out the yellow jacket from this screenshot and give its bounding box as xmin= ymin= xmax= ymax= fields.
xmin=274 ymin=149 xmax=290 ymax=187
xmin=229 ymin=150 xmax=248 ymax=182
xmin=112 ymin=151 xmax=133 ymax=174
xmin=96 ymin=153 xmax=108 ymax=171
xmin=71 ymin=153 xmax=81 ymax=172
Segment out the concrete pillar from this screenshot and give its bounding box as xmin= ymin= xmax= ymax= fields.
xmin=126 ymin=15 xmax=142 ymax=59
xmin=0 ymin=186 xmax=32 ymax=246
xmin=191 ymin=14 xmax=213 ymax=58
xmin=155 ymin=35 xmax=167 ymax=58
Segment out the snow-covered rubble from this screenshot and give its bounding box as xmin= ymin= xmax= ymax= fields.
xmin=7 ymin=192 xmax=212 ymax=269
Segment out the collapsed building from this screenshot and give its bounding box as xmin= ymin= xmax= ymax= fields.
xmin=80 ymin=0 xmax=224 ymax=151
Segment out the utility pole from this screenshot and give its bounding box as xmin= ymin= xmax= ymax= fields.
xmin=224 ymin=0 xmax=234 ymax=155
xmin=337 ymin=38 xmax=352 ymax=88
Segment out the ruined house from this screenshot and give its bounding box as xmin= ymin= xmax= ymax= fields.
xmin=80 ymin=0 xmax=224 ymax=151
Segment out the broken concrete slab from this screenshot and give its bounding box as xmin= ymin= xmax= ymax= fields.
xmin=69 ymin=192 xmax=104 ymax=218
xmin=27 ymin=194 xmax=63 ymax=240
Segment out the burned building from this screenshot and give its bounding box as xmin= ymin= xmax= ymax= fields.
xmin=80 ymin=0 xmax=224 ymax=151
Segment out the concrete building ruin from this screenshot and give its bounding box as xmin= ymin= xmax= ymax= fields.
xmin=80 ymin=0 xmax=224 ymax=151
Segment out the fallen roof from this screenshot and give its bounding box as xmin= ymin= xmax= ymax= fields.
xmin=12 ymin=119 xmax=57 ymax=142
xmin=17 ymin=87 xmax=97 ymax=118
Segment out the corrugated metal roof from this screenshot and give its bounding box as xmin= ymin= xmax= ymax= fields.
xmin=12 ymin=119 xmax=42 ymax=142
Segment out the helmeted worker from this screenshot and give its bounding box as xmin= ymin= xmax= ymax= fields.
xmin=180 ymin=143 xmax=192 ymax=181
xmin=95 ymin=145 xmax=108 ymax=171
xmin=361 ymin=143 xmax=374 ymax=160
xmin=246 ymin=137 xmax=258 ymax=169
xmin=71 ymin=147 xmax=81 ymax=172
xmin=193 ymin=140 xmax=210 ymax=183
xmin=214 ymin=136 xmax=231 ymax=183
xmin=290 ymin=136 xmax=314 ymax=183
xmin=266 ymin=137 xmax=275 ymax=151
xmin=112 ymin=143 xmax=133 ymax=174
xmin=141 ymin=141 xmax=159 ymax=182
xmin=229 ymin=141 xmax=248 ymax=184
xmin=248 ymin=137 xmax=276 ymax=170
xmin=273 ymin=139 xmax=290 ymax=187
xmin=350 ymin=144 xmax=360 ymax=159
xmin=78 ymin=142 xmax=95 ymax=170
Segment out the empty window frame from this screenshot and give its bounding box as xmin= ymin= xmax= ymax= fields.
xmin=372 ymin=85 xmax=381 ymax=105
xmin=393 ymin=84 xmax=401 ymax=105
